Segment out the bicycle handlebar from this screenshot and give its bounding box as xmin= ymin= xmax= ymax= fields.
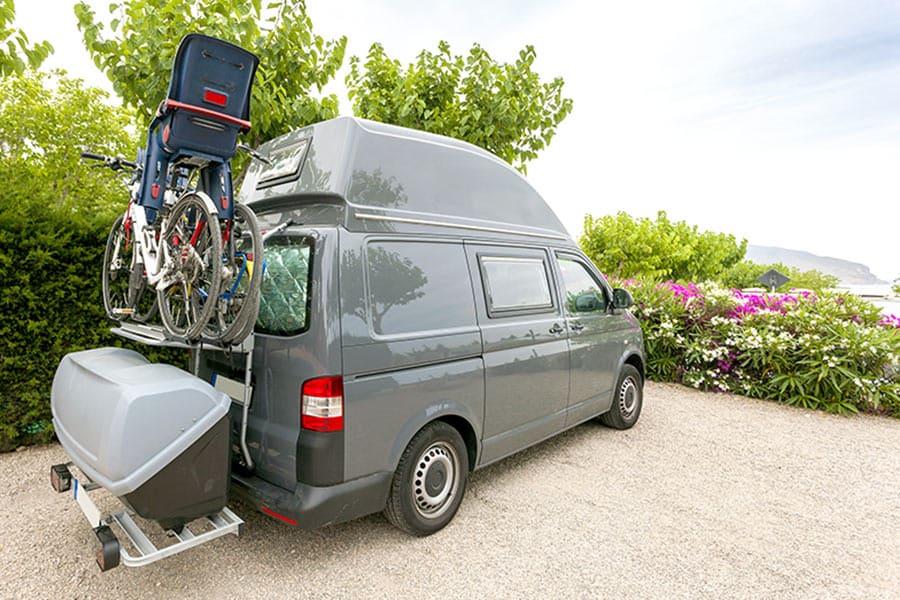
xmin=237 ymin=143 xmax=271 ymax=166
xmin=80 ymin=151 xmax=138 ymax=172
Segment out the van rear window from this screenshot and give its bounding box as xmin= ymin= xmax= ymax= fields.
xmin=366 ymin=241 xmax=476 ymax=337
xmin=256 ymin=237 xmax=313 ymax=336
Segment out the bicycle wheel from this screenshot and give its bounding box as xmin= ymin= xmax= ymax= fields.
xmin=205 ymin=202 xmax=264 ymax=345
xmin=102 ymin=213 xmax=157 ymax=323
xmin=157 ymin=192 xmax=223 ymax=341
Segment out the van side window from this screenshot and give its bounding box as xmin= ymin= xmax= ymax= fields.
xmin=366 ymin=241 xmax=476 ymax=337
xmin=256 ymin=236 xmax=313 ymax=335
xmin=480 ymin=256 xmax=554 ymax=314
xmin=556 ymin=257 xmax=608 ymax=314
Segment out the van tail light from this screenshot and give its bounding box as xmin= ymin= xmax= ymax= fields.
xmin=301 ymin=376 xmax=344 ymax=432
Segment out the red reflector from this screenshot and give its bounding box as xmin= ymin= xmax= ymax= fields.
xmin=221 ymin=195 xmax=229 ymax=210
xmin=151 ymin=183 xmax=160 ymax=198
xmin=203 ymin=88 xmax=228 ymax=107
xmin=162 ymin=123 xmax=170 ymax=143
xmin=301 ymin=376 xmax=344 ymax=432
xmin=260 ymin=506 xmax=298 ymax=526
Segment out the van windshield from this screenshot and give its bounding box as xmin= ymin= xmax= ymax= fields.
xmin=256 ymin=236 xmax=313 ymax=336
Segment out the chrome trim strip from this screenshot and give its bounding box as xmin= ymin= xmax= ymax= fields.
xmin=353 ymin=212 xmax=568 ymax=241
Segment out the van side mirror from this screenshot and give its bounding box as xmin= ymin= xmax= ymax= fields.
xmin=612 ymin=288 xmax=634 ymax=310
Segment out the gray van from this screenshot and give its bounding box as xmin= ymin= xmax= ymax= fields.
xmin=219 ymin=117 xmax=646 ymax=535
xmin=51 ymin=117 xmax=644 ymax=558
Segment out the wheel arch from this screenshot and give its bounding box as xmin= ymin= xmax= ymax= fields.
xmin=389 ymin=406 xmax=481 ymax=475
xmin=623 ymin=352 xmax=645 ymax=382
xmin=435 ymin=414 xmax=478 ymax=472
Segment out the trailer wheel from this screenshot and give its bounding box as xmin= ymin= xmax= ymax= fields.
xmin=94 ymin=525 xmax=120 ymax=571
xmin=50 ymin=464 xmax=72 ymax=493
xmin=384 ymin=422 xmax=468 ymax=536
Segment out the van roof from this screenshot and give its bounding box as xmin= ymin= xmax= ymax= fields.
xmin=240 ymin=116 xmax=572 ymax=243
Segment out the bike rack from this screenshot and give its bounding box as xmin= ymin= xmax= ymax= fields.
xmin=51 ymin=462 xmax=243 ymax=571
xmin=49 ymin=322 xmax=256 ymax=571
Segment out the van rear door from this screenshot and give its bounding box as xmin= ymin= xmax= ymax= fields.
xmin=202 ymin=228 xmax=343 ymax=492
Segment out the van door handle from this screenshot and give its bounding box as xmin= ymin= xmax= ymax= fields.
xmin=549 ymin=323 xmax=564 ymax=335
xmin=570 ymin=322 xmax=585 ymax=332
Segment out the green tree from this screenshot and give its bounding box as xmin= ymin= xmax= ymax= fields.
xmin=0 ymin=0 xmax=52 ymax=76
xmin=892 ymin=277 xmax=899 ymax=296
xmin=75 ymin=0 xmax=346 ymax=147
xmin=579 ymin=211 xmax=747 ymax=281
xmin=346 ymin=41 xmax=573 ymax=174
xmin=0 ymin=70 xmax=137 ymax=218
xmin=719 ymin=260 xmax=839 ymax=292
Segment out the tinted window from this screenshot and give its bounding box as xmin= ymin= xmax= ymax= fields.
xmin=256 ymin=237 xmax=313 ymax=335
xmin=480 ymin=257 xmax=553 ymax=312
xmin=367 ymin=241 xmax=476 ymax=337
xmin=557 ymin=257 xmax=608 ymax=314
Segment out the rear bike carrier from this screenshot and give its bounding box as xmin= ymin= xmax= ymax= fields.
xmin=50 ymin=462 xmax=243 ymax=571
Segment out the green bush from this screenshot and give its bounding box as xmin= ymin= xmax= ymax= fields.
xmin=580 ymin=211 xmax=747 ymax=282
xmin=720 ymin=260 xmax=839 ymax=292
xmin=621 ymin=279 xmax=900 ymax=416
xmin=0 ymin=207 xmax=102 ymax=448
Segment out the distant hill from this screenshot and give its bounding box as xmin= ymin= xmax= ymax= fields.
xmin=747 ymin=245 xmax=885 ymax=285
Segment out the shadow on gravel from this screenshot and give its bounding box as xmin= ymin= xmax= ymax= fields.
xmin=216 ymin=421 xmax=608 ymax=557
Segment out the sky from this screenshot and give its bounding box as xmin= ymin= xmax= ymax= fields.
xmin=15 ymin=0 xmax=900 ymax=280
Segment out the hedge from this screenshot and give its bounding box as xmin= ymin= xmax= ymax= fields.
xmin=0 ymin=206 xmax=185 ymax=451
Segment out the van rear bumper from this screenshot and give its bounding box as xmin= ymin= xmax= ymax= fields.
xmin=230 ymin=470 xmax=392 ymax=529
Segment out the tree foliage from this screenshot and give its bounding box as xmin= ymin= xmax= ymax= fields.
xmin=579 ymin=211 xmax=747 ymax=282
xmin=0 ymin=70 xmax=137 ymax=218
xmin=720 ymin=260 xmax=839 ymax=292
xmin=74 ymin=0 xmax=346 ymax=147
xmin=0 ymin=0 xmax=52 ymax=76
xmin=346 ymin=41 xmax=573 ymax=174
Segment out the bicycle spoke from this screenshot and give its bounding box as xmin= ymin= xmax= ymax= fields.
xmin=157 ymin=192 xmax=222 ymax=340
xmin=202 ymin=203 xmax=263 ymax=344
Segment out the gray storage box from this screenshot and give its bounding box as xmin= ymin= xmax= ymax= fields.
xmin=52 ymin=348 xmax=232 ymax=527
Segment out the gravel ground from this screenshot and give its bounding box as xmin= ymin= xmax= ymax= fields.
xmin=1 ymin=382 xmax=899 ymax=599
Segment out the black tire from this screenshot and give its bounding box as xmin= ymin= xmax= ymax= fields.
xmin=384 ymin=421 xmax=468 ymax=537
xmin=204 ymin=203 xmax=263 ymax=344
xmin=101 ymin=214 xmax=157 ymax=323
xmin=157 ymin=192 xmax=223 ymax=341
xmin=599 ymin=364 xmax=643 ymax=430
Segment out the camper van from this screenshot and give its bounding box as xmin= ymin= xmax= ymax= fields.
xmin=51 ymin=117 xmax=645 ymax=566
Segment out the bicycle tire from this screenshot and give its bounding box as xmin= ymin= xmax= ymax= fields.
xmin=101 ymin=214 xmax=157 ymax=323
xmin=156 ymin=192 xmax=223 ymax=341
xmin=204 ymin=202 xmax=264 ymax=345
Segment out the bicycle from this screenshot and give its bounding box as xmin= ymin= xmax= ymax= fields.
xmin=83 ymin=151 xmax=156 ymax=324
xmin=86 ymin=34 xmax=264 ymax=344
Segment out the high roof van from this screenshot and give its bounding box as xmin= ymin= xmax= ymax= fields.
xmin=222 ymin=117 xmax=646 ymax=534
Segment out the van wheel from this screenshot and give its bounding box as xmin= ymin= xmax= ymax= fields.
xmin=599 ymin=364 xmax=643 ymax=430
xmin=384 ymin=421 xmax=468 ymax=536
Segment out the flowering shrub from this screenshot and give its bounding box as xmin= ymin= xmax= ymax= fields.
xmin=620 ymin=280 xmax=900 ymax=416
